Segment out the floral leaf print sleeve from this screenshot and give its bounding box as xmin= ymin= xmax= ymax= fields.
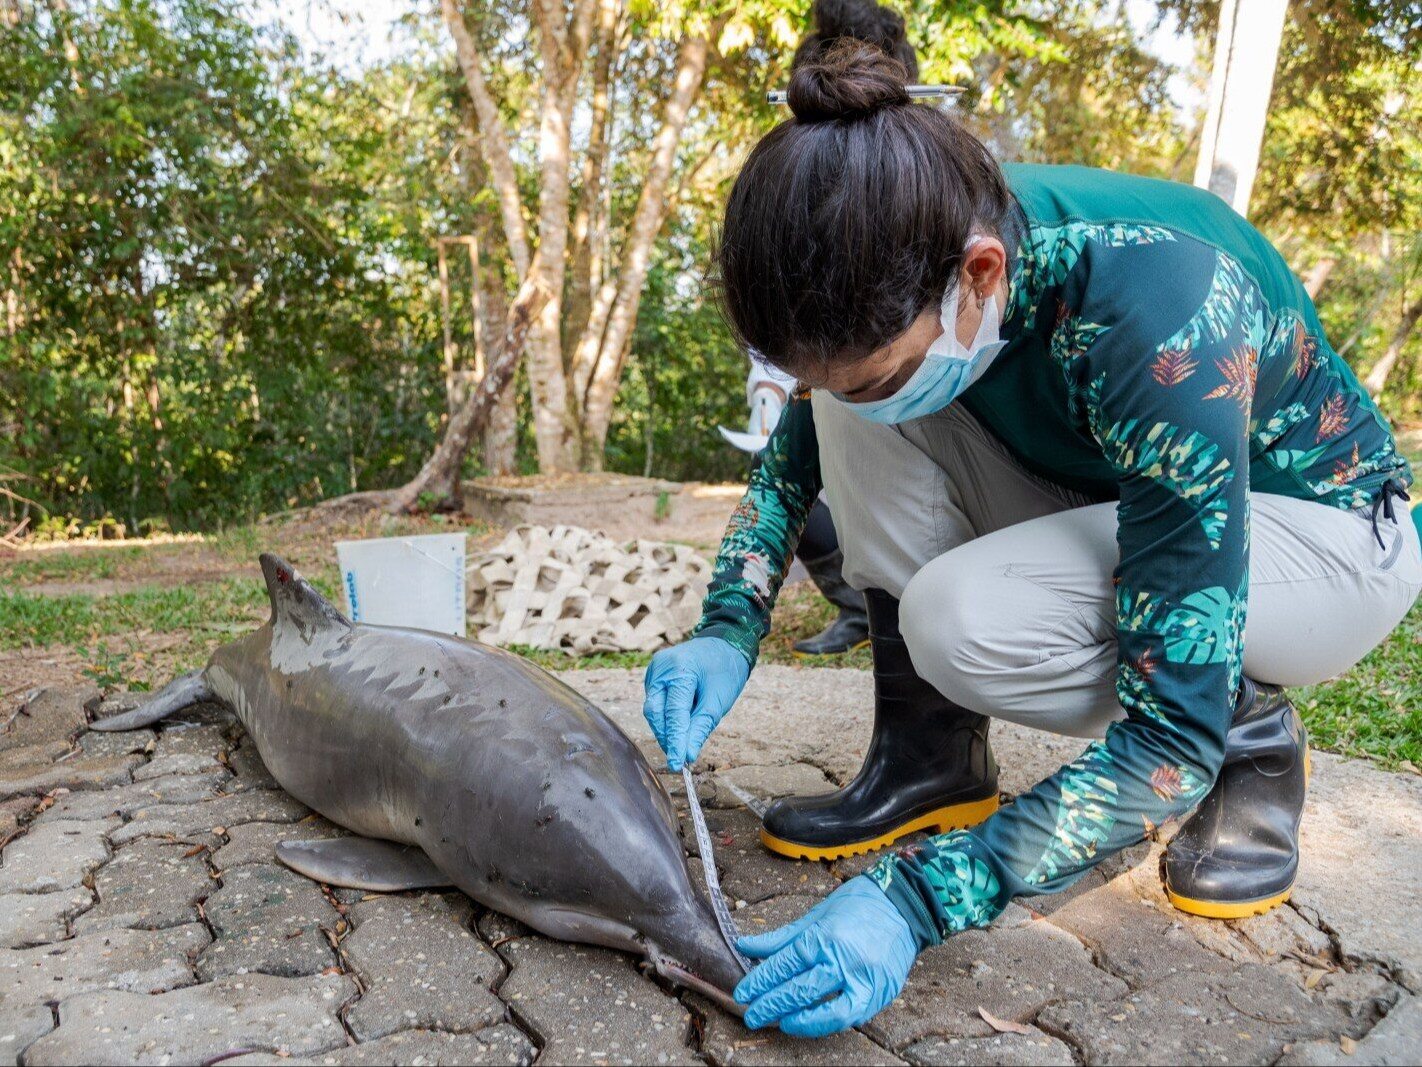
xmin=692 ymin=391 xmax=823 ymax=667
xmin=870 ymin=234 xmax=1257 ymax=948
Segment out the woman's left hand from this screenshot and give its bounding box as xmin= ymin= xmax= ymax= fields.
xmin=733 ymin=876 xmax=918 ymax=1037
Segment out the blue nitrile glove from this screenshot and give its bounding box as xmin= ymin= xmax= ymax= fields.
xmin=734 ymin=876 xmax=917 ymax=1037
xmin=642 ymin=636 xmax=750 ymax=771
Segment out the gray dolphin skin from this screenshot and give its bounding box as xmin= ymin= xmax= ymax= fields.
xmin=94 ymin=553 xmax=746 ymax=1009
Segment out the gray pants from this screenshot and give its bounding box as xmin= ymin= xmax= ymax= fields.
xmin=812 ymin=392 xmax=1422 ymax=738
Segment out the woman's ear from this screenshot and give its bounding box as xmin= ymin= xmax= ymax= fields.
xmin=961 ymin=238 xmax=1007 ymax=303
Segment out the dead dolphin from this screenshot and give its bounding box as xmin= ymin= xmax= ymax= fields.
xmin=95 ymin=553 xmax=745 ymax=1007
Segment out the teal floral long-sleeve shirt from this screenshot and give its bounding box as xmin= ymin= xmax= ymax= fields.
xmin=692 ymin=164 xmax=1411 ymax=946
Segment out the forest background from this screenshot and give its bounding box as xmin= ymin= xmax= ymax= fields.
xmin=2 ymin=0 xmax=1420 ymax=533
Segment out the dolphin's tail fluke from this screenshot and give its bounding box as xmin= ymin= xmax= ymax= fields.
xmin=259 ymin=553 xmax=351 ymax=632
xmin=90 ymin=670 xmax=213 ymax=731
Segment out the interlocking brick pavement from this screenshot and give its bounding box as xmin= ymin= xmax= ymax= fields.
xmin=0 ymin=672 xmax=1416 ymax=1065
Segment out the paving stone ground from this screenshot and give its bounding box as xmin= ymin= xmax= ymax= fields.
xmin=0 ymin=671 xmax=1417 ymax=1065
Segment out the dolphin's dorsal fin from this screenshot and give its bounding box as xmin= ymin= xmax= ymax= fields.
xmin=259 ymin=552 xmax=352 ymax=632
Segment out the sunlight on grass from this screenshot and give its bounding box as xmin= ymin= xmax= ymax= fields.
xmin=0 ymin=544 xmax=147 ymax=584
xmin=0 ymin=581 xmax=268 ymax=650
xmin=1296 ymin=600 xmax=1421 ymax=768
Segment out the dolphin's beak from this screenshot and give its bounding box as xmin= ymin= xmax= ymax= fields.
xmin=651 ymin=954 xmax=747 ymax=1018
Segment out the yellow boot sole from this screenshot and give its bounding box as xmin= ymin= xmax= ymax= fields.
xmin=1165 ymin=886 xmax=1292 ymax=920
xmin=759 ymin=794 xmax=1000 ymax=861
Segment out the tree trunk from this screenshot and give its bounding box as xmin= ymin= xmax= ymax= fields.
xmin=1363 ymin=293 xmax=1422 ymax=398
xmin=574 ymin=34 xmax=710 ymax=465
xmin=440 ymin=0 xmax=529 ymax=277
xmin=474 ymin=241 xmax=519 ymax=475
xmin=483 ymin=386 xmax=519 ymax=475
xmin=1303 ymin=255 xmax=1336 ymax=300
xmin=563 ymin=0 xmax=622 ymax=355
xmin=522 ymin=0 xmax=596 ymax=474
xmin=389 ymin=277 xmax=550 ymax=513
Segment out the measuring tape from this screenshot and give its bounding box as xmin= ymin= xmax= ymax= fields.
xmin=682 ymin=766 xmax=753 ymax=974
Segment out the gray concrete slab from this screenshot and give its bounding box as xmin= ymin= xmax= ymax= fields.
xmin=197 ymin=862 xmax=339 ymax=979
xmin=340 ymin=893 xmax=504 ymax=1041
xmin=23 ymin=973 xmax=355 ymax=1064
xmin=73 ymin=837 xmax=212 ymax=933
xmin=0 ymin=817 xmax=115 ymax=894
xmin=0 ymin=888 xmax=92 ymax=948
xmin=498 ymin=936 xmax=697 ymax=1065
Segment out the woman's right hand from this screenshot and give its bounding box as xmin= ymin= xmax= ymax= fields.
xmin=642 ymin=636 xmax=750 ymax=771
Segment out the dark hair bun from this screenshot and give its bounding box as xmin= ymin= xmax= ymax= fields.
xmin=787 ymin=40 xmax=910 ymax=123
xmin=793 ymin=0 xmax=920 ymax=81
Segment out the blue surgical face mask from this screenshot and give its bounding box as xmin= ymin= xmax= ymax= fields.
xmin=836 ymin=246 xmax=1006 ymax=425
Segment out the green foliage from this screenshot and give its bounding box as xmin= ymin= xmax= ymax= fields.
xmin=77 ymin=639 xmax=151 ymax=691
xmin=0 ymin=0 xmax=1417 ymax=532
xmin=0 ymin=0 xmax=448 ymax=530
xmin=605 ymin=246 xmax=751 ymax=483
xmin=1160 ymin=0 xmax=1422 ymax=412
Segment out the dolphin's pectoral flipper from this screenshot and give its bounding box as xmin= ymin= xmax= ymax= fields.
xmin=91 ymin=671 xmax=213 ymax=732
xmin=275 ymin=837 xmax=451 ymax=892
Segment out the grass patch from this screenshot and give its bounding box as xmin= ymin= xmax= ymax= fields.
xmin=207 ymin=523 xmax=263 ymax=563
xmin=0 ymin=580 xmax=268 ymax=650
xmin=759 ymin=582 xmax=873 ymax=670
xmin=0 ymin=544 xmax=147 ymax=584
xmin=507 ymin=645 xmax=653 ymax=671
xmin=1296 ymin=599 xmax=1421 ymax=769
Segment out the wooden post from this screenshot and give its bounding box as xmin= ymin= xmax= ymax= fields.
xmin=466 ymin=237 xmax=484 ymax=379
xmin=437 ymin=238 xmax=457 ymax=416
xmin=1193 ymin=0 xmax=1291 ymax=218
xmin=436 ymin=235 xmax=486 ymax=413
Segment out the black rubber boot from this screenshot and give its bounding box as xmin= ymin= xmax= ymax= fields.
xmin=761 ymin=589 xmax=1000 ymax=860
xmin=793 ymin=549 xmax=869 ymax=656
xmin=1163 ymin=678 xmax=1308 ymax=919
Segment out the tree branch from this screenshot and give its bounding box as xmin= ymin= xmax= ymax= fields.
xmin=564 ymin=0 xmax=622 ymax=352
xmin=440 ymin=0 xmax=530 ymax=277
xmin=386 ymin=275 xmax=552 ymax=513
xmin=576 ymin=33 xmax=711 ymax=457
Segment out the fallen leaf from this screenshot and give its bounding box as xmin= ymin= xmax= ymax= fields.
xmin=1304 ymin=968 xmax=1326 ymax=990
xmin=1340 ymin=1035 xmax=1357 ymax=1054
xmin=978 ymin=1007 xmax=1032 ymax=1036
